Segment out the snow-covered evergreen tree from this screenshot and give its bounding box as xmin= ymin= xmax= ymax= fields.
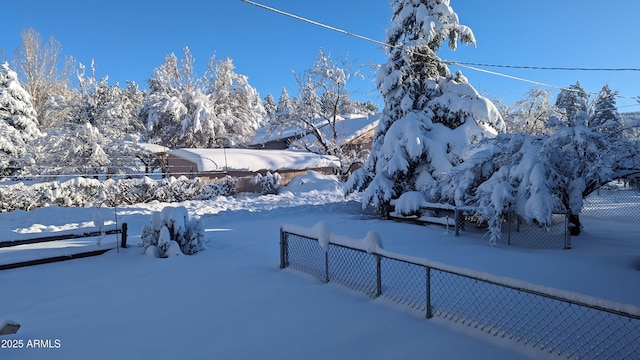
xmin=346 ymin=0 xmax=503 ymax=211
xmin=140 ymin=48 xmax=263 ymax=148
xmin=555 ymin=82 xmax=590 ymax=127
xmin=276 ymin=87 xmax=293 ymax=117
xmin=0 ymin=62 xmax=41 ymax=176
xmin=589 ymin=84 xmax=623 ymax=137
xmin=263 ymin=94 xmax=277 ymax=118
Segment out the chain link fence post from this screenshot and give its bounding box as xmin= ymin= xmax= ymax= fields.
xmin=375 ymin=254 xmax=382 ymax=297
xmin=426 ymin=266 xmax=433 ymax=319
xmin=564 ymin=212 xmax=572 ymax=250
xmin=279 ymin=227 xmax=288 ymax=269
xmin=324 ymin=251 xmax=329 ymax=283
xmin=507 ymin=204 xmax=512 ymax=246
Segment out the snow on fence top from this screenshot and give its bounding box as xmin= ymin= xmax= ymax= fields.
xmin=280 ymin=222 xmax=640 ymax=318
xmin=169 ymin=148 xmax=340 ymax=173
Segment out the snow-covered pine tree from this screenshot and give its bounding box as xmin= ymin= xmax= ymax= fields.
xmin=0 ymin=62 xmax=41 ymax=176
xmin=555 ymin=82 xmax=590 ymax=127
xmin=276 ymin=87 xmax=293 ymax=118
xmin=263 ymin=94 xmax=277 ymax=119
xmin=345 ymin=0 xmax=504 ymax=212
xmin=589 ymin=83 xmax=623 ymax=137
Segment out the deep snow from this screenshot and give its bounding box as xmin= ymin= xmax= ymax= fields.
xmin=0 ymin=173 xmax=638 ymax=359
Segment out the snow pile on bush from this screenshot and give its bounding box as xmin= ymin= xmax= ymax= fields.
xmin=252 ymin=171 xmax=281 ymax=195
xmin=282 ymin=171 xmax=342 ymax=194
xmin=140 ymin=206 xmax=206 ymax=257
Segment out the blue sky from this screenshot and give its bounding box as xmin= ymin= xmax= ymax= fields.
xmin=2 ymin=0 xmax=639 ymax=111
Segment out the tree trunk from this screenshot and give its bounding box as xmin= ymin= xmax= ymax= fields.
xmin=569 ymin=213 xmax=582 ymax=236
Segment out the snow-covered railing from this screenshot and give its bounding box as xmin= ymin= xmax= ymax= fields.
xmin=280 ymin=223 xmax=640 ymax=360
xmin=385 ymin=199 xmax=467 ymax=236
xmin=385 ymin=198 xmax=571 ymax=249
xmin=0 ymin=223 xmax=128 ymax=271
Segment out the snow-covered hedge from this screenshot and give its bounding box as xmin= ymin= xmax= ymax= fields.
xmin=141 ymin=206 xmax=206 ymax=257
xmin=0 ymin=175 xmax=237 ymax=212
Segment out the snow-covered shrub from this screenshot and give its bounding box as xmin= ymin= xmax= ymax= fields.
xmin=140 ymin=206 xmax=206 ymax=257
xmin=153 ymin=176 xmax=203 ymax=203
xmin=252 ymin=171 xmax=282 ymax=195
xmin=217 ymin=176 xmax=237 ymax=197
xmin=196 ymin=176 xmax=237 ymax=200
xmin=1 ymin=175 xmax=241 ymax=212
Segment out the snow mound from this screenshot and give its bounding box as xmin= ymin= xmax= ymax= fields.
xmin=364 ymin=231 xmax=383 ymax=254
xmin=282 ymin=171 xmax=342 ymax=194
xmin=312 ymin=221 xmax=332 ymax=252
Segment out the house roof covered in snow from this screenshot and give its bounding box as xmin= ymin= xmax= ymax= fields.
xmin=138 ymin=143 xmax=170 ymax=154
xmin=297 ymin=114 xmax=380 ymax=145
xmin=250 ymin=113 xmax=379 ymax=147
xmin=169 ymin=148 xmax=340 ymax=173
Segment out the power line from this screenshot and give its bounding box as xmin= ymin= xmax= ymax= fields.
xmin=445 ymin=61 xmax=640 ymax=72
xmin=241 ymin=0 xmax=389 ymax=49
xmin=241 ymin=0 xmax=640 ymax=102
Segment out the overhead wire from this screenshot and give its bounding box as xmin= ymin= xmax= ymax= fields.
xmin=241 ymin=0 xmax=640 ymax=104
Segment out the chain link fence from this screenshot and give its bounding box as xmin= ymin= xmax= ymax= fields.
xmin=280 ymin=226 xmax=640 ymax=360
xmin=386 ymin=204 xmax=571 ymax=250
xmin=582 ymin=181 xmax=640 ymax=223
xmin=460 ymin=210 xmax=571 ymax=249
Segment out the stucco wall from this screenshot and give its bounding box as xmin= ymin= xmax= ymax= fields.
xmin=167 ymin=154 xmax=335 ymax=193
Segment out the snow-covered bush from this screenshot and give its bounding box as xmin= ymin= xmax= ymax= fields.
xmin=196 ymin=176 xmax=237 ymax=200
xmin=0 ymin=175 xmax=238 ymax=212
xmin=140 ymin=206 xmax=206 ymax=257
xmin=252 ymin=171 xmax=282 ymax=195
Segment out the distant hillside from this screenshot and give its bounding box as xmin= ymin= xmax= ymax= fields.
xmin=621 ymin=112 xmax=640 ymax=139
xmin=622 ymin=111 xmax=640 ymax=124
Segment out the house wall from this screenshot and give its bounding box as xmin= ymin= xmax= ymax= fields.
xmin=167 ymin=154 xmax=201 ymax=179
xmin=346 ymin=127 xmax=376 ymax=153
xmin=167 ymin=154 xmax=335 ymax=193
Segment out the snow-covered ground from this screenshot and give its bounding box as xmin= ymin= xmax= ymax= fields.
xmin=0 ymin=172 xmax=638 ymax=359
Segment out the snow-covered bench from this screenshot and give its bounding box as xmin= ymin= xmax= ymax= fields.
xmin=385 ymin=196 xmax=469 ymax=236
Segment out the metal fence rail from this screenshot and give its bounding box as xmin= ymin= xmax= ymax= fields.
xmin=582 ymin=183 xmax=640 ymax=223
xmin=461 ymin=211 xmax=571 ymax=249
xmin=280 ymin=227 xmax=640 ymax=360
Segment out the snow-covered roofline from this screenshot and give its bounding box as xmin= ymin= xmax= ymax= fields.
xmin=138 ymin=143 xmax=170 ymax=153
xmin=169 ymin=148 xmax=340 ymax=172
xmin=251 ymin=113 xmax=380 ymax=146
